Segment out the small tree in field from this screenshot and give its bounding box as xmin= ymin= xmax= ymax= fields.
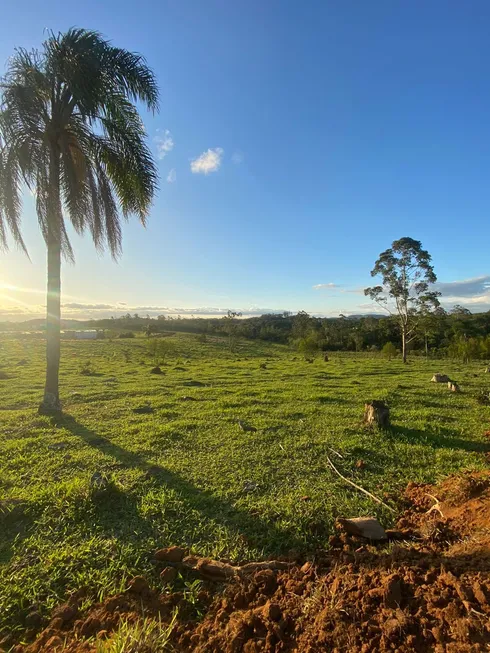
xmin=381 ymin=342 xmax=397 ymax=360
xmin=297 ymin=333 xmax=319 ymax=359
xmin=365 ymin=237 xmax=440 ymax=364
xmin=222 ymin=311 xmax=242 ymax=353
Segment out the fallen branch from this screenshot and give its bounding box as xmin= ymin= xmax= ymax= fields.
xmin=425 ymin=493 xmax=444 ymax=518
xmin=327 ymin=447 xmax=344 ymax=459
xmin=326 ymin=456 xmax=396 ymax=513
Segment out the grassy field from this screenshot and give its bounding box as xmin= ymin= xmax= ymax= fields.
xmin=0 ymin=332 xmax=489 ymax=636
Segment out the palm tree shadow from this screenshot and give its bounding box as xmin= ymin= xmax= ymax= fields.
xmin=390 ymin=425 xmax=490 ymax=453
xmin=0 ymin=501 xmax=38 ymax=565
xmin=55 ymin=414 xmax=304 ymax=556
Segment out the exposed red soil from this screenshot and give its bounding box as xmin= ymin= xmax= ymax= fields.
xmin=8 ymin=471 xmax=490 ymax=653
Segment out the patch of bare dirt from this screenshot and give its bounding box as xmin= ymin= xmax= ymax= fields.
xmin=9 ymin=471 xmax=490 ymax=653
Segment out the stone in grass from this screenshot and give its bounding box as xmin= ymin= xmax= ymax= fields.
xmin=363 ymin=400 xmax=390 ymax=428
xmin=154 ymin=546 xmax=186 ymax=563
xmin=150 ymin=366 xmax=163 ymax=375
xmin=238 ymin=420 xmax=257 ymax=433
xmin=132 ymin=405 xmax=154 ymax=414
xmin=183 ymin=380 xmax=205 ymax=387
xmin=242 ymin=480 xmax=258 ymax=493
xmin=431 ymin=373 xmax=450 ymax=383
xmin=336 ymin=517 xmax=387 ymax=541
xmin=90 ymin=471 xmax=109 ymax=490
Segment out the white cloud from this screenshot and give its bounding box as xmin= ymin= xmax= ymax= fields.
xmin=190 ymin=148 xmax=224 ymax=174
xmin=154 ymin=129 xmax=174 ymax=160
xmin=231 ymin=151 xmax=244 ymax=165
xmin=313 ymin=283 xmax=338 ymax=290
xmin=166 ymin=168 xmax=176 ymax=183
xmin=434 ymin=275 xmax=490 ymax=298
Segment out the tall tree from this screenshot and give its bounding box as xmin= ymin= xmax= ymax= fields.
xmin=364 ymin=237 xmax=440 ymax=363
xmin=0 ymin=29 xmax=159 ymax=413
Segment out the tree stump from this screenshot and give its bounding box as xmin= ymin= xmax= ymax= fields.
xmin=364 ymin=400 xmax=390 ymax=428
xmin=336 ymin=517 xmax=387 ymax=541
xmin=448 ymin=381 xmax=460 ymax=393
xmin=431 ymin=373 xmax=450 ymax=383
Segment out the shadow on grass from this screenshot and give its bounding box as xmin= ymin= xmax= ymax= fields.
xmin=55 ymin=414 xmax=304 ymax=556
xmin=0 ymin=501 xmax=38 ymax=565
xmin=390 ymin=425 xmax=490 ymax=453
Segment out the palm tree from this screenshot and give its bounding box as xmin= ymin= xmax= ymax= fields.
xmin=0 ymin=29 xmax=159 ymax=414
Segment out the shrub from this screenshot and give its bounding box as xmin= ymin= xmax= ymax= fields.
xmin=381 ymin=342 xmax=397 ymax=359
xmin=148 ymin=338 xmax=174 ymax=365
xmin=80 ymin=360 xmax=97 ymax=376
xmin=118 ymin=331 xmax=135 ymax=339
xmin=297 ymin=333 xmax=319 ymax=358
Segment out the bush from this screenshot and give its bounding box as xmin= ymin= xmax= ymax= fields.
xmin=148 ymin=338 xmax=174 ymax=365
xmin=296 ymin=333 xmax=320 ymax=358
xmin=118 ymin=331 xmax=135 ymax=339
xmin=381 ymin=342 xmax=397 ymax=359
xmin=80 ymin=360 xmax=97 ymax=376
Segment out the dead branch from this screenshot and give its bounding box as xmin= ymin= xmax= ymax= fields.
xmin=425 ymin=493 xmax=444 ymax=518
xmin=326 ymin=456 xmax=396 ymax=513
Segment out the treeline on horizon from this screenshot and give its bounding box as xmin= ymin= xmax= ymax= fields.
xmin=57 ymin=307 xmax=490 ymax=360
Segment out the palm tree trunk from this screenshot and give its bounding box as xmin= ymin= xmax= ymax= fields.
xmin=39 ymin=146 xmax=62 ymax=415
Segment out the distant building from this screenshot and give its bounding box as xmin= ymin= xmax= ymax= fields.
xmin=75 ymin=330 xmax=98 ymax=340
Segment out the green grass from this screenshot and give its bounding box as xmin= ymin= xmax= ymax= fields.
xmin=0 ymin=332 xmax=489 ymax=635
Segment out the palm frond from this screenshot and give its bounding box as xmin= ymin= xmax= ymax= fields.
xmin=0 ymin=27 xmax=159 ymax=259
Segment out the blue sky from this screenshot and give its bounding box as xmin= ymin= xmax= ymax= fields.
xmin=1 ymin=0 xmax=490 ymax=320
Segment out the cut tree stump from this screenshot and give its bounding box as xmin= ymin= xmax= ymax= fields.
xmin=431 ymin=373 xmax=450 ymax=383
xmin=336 ymin=517 xmax=387 ymax=541
xmin=363 ymin=400 xmax=390 ymax=428
xmin=448 ymin=381 xmax=460 ymax=393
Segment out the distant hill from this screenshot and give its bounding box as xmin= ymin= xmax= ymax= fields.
xmin=0 ymin=318 xmax=85 ymax=330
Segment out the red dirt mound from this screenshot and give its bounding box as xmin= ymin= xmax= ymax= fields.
xmin=9 ymin=471 xmax=490 ymax=653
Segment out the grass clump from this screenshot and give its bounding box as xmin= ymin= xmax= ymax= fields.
xmin=96 ymin=613 xmax=177 ymax=653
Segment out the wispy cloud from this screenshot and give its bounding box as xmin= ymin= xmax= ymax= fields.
xmin=166 ymin=168 xmax=176 ymax=183
xmin=231 ymin=151 xmax=244 ymax=165
xmin=154 ymin=129 xmax=174 ymax=160
xmin=190 ymin=148 xmax=224 ymax=174
xmin=62 ymin=303 xmax=114 ymax=310
xmin=434 ymin=275 xmax=490 ymax=298
xmin=313 ymin=283 xmax=338 ymax=290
